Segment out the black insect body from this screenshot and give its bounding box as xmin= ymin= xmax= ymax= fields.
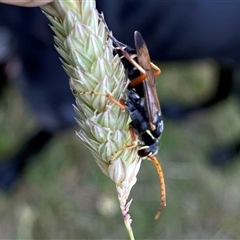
xmin=126 ymin=88 xmax=160 ymax=158
xmin=110 ymin=34 xmax=164 ymax=159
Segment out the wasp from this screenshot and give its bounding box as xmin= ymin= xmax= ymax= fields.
xmin=107 ymin=31 xmax=166 ymax=219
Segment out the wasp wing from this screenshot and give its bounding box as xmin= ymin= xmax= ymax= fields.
xmin=134 ymin=31 xmax=161 ymax=130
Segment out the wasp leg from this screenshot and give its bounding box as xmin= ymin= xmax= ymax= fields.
xmin=150 ymin=62 xmax=161 ymax=77
xmin=123 ymin=126 xmax=138 ymax=149
xmin=116 ymin=46 xmax=146 ymax=74
xmin=115 ymin=44 xmax=161 ymax=78
xmin=149 ymin=155 xmax=166 ymax=220
xmin=110 ymin=126 xmax=138 ymax=159
xmin=115 ymin=46 xmax=161 ymax=87
xmin=130 ymin=62 xmax=161 ymax=87
xmin=79 ymin=91 xmax=125 ymax=110
xmin=129 ymin=74 xmax=146 ymax=88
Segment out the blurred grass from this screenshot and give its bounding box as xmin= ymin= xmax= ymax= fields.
xmin=1 ymin=60 xmax=240 ymax=239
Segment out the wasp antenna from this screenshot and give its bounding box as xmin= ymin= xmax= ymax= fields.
xmin=134 ymin=31 xmax=147 ymax=50
xmin=149 ymin=155 xmax=166 ymax=220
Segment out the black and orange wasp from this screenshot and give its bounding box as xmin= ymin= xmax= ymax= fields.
xmin=108 ymin=31 xmax=166 ymax=219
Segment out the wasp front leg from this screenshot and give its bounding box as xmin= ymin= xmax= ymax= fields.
xmin=122 ymin=126 xmax=138 ymax=150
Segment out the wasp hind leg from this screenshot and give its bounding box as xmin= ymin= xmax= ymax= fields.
xmin=151 ymin=62 xmax=161 ymax=77
xmin=129 ymin=63 xmax=161 ymax=88
xmin=149 ymin=155 xmax=166 ymax=220
xmin=130 ymin=62 xmax=161 ymax=88
xmin=116 ymin=47 xmax=161 ymax=87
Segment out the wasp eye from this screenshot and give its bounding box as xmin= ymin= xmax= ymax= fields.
xmin=138 ymin=147 xmax=151 ymax=158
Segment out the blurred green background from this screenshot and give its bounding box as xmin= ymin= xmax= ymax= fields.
xmin=1 ymin=59 xmax=240 ymax=239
